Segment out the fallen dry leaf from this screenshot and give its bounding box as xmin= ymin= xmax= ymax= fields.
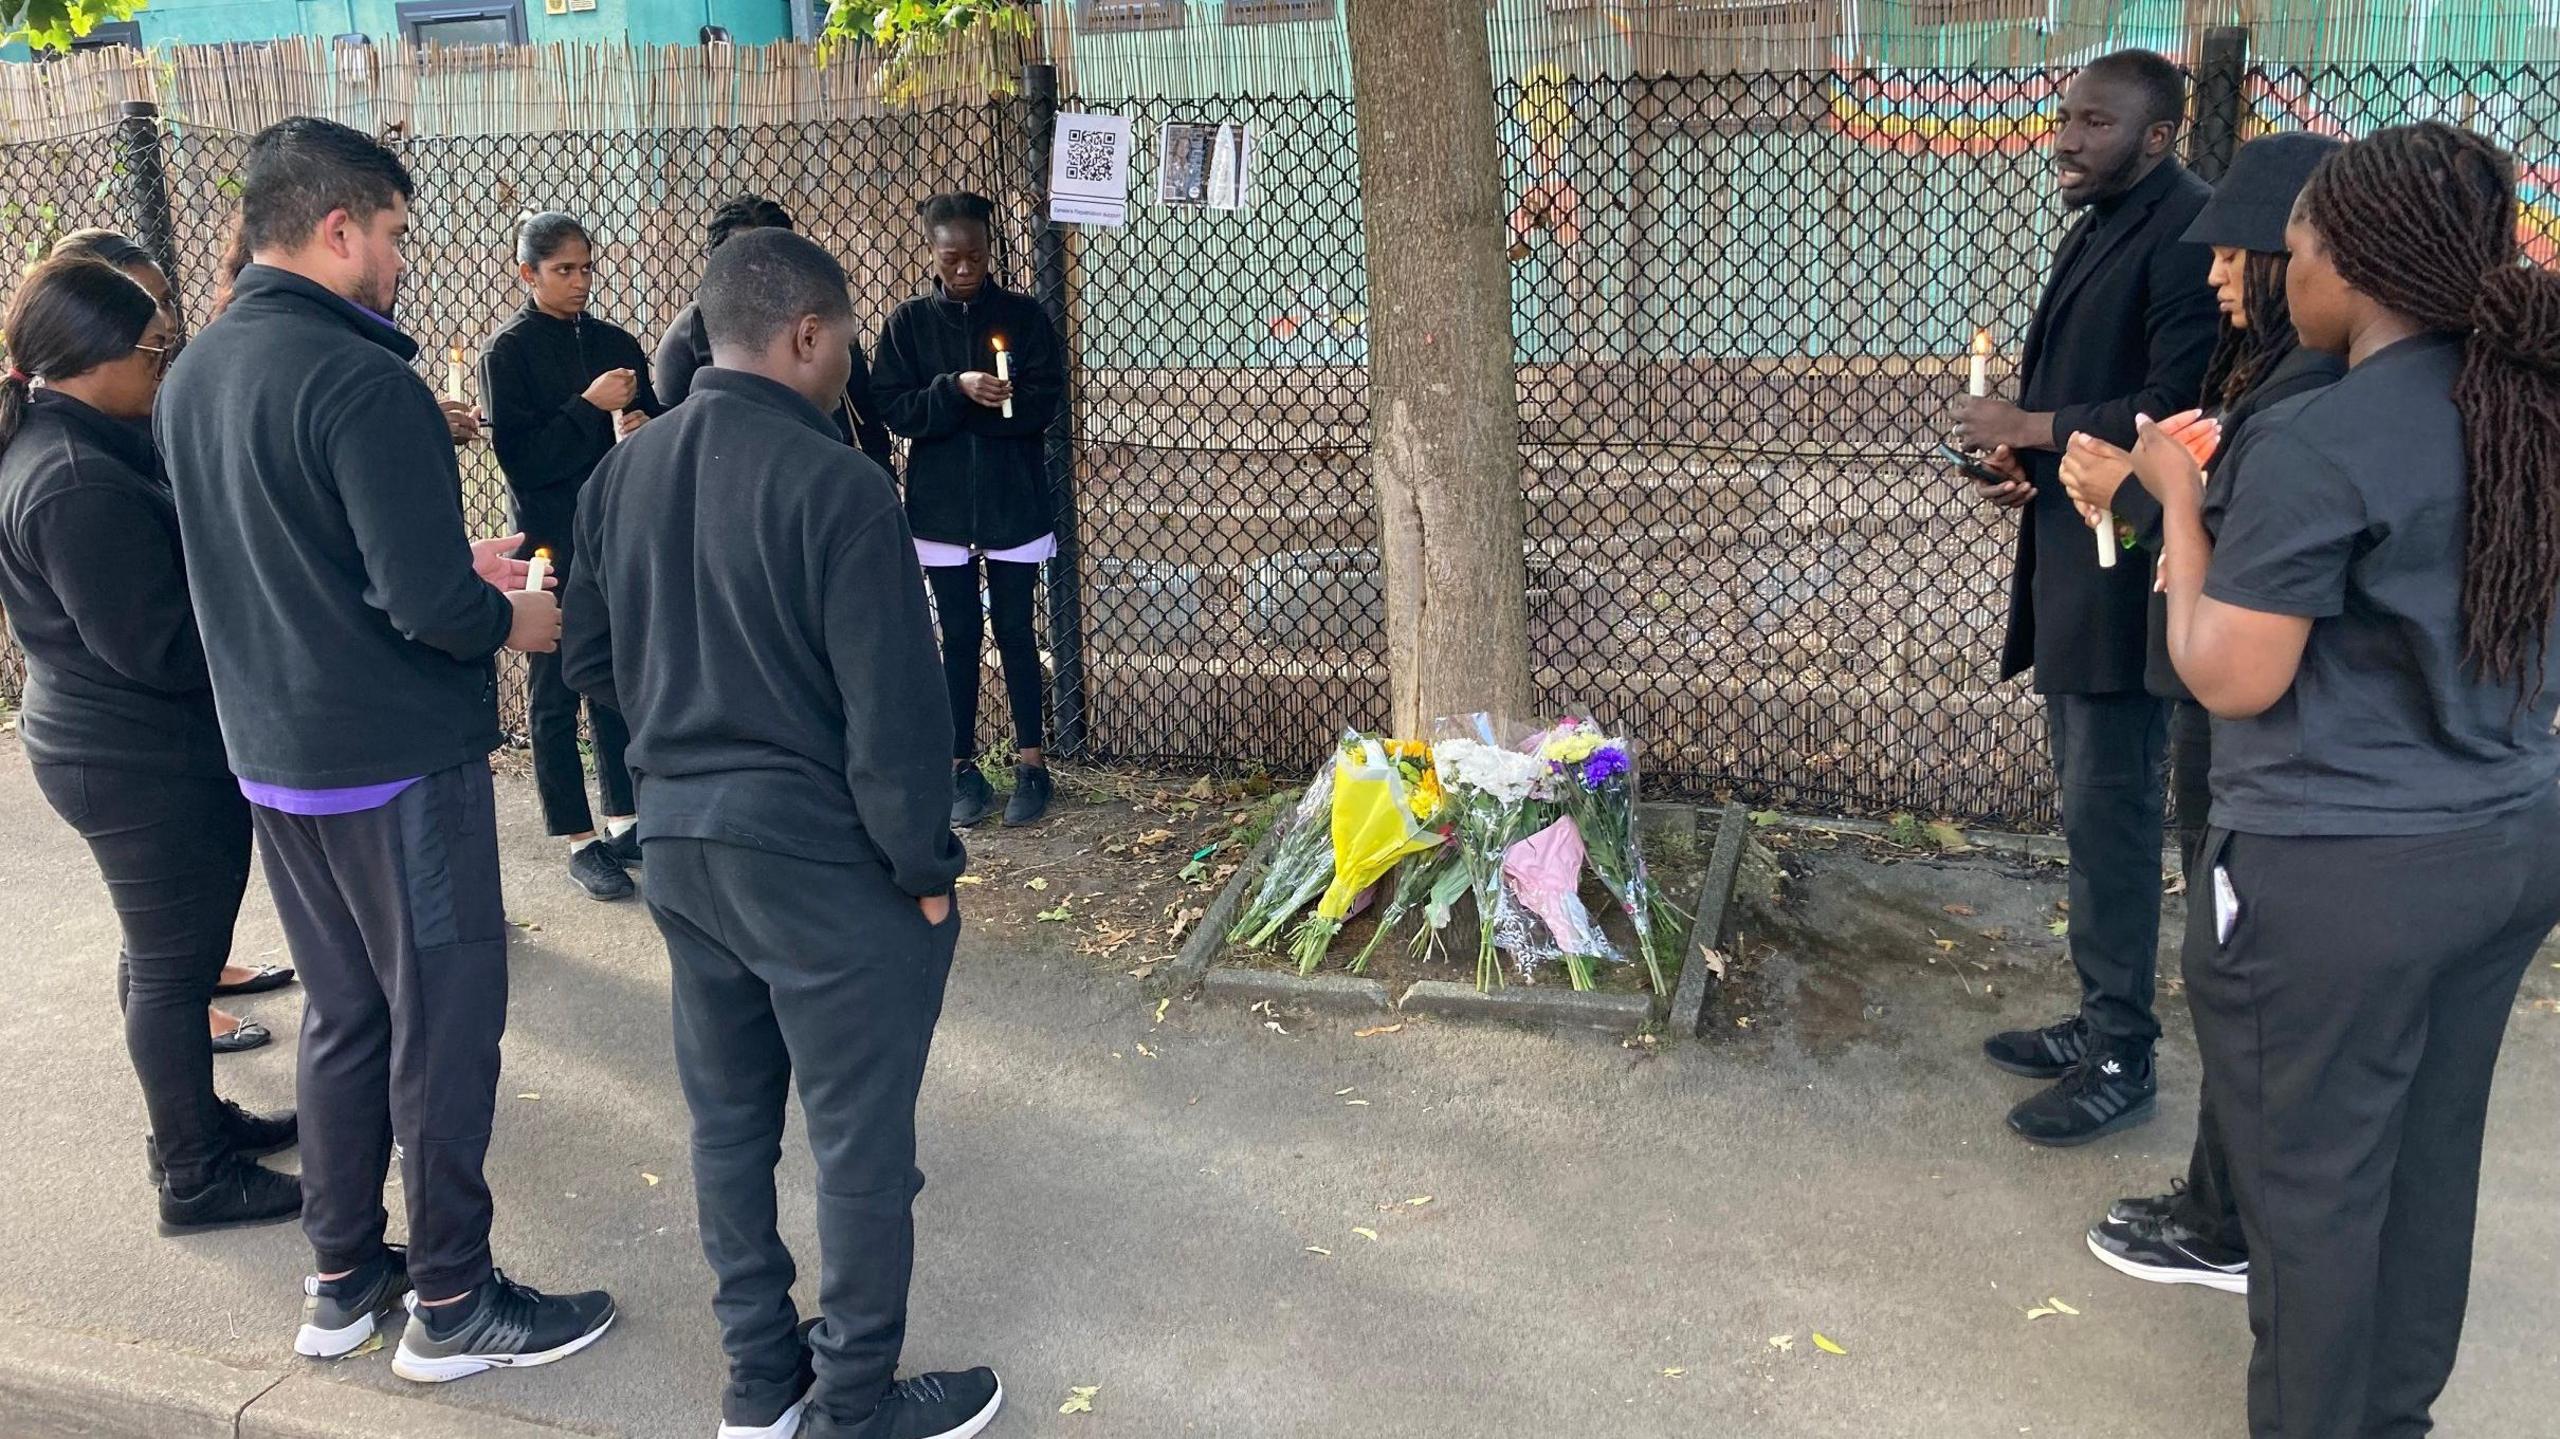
xmin=1768 ymin=1334 xmax=1796 ymax=1352
xmin=2047 ymin=1297 xmax=2079 ymax=1316
xmin=1026 ymin=877 xmax=1051 ymax=892
xmin=1059 ymin=1385 xmax=1099 ymax=1415
xmin=1343 ymin=1099 xmax=1370 ymax=1107
xmin=1135 ymin=1043 xmax=1157 ymax=1058
xmin=1405 ymin=1196 xmax=1433 ymax=1207
xmin=2025 ymin=1306 xmax=2058 ymax=1321
xmin=1264 ymin=1020 xmax=1290 ymax=1036
xmin=955 ymin=874 xmax=986 ymax=887
xmin=345 ymin=1331 xmax=385 ymax=1359
xmin=1335 ymin=1086 xmax=1357 ymax=1096
xmin=1702 ymin=947 xmax=1728 ymax=978
xmin=1660 ymin=1367 xmax=1687 ymax=1378
xmin=1353 ymin=1023 xmax=1405 ymax=1038
xmin=1934 ymin=939 xmax=1958 ymax=952
xmin=517 ymin=1093 xmax=540 ymax=1101
xmin=641 ymin=1172 xmax=661 ymax=1187
xmin=1352 ymin=1227 xmax=1379 ymax=1241
xmin=1304 ymin=1245 xmax=1332 ymax=1257
xmin=1152 ymin=998 xmax=1171 ymax=1026
xmin=1812 ymin=1333 xmax=1847 ymax=1356
xmin=1941 ymin=902 xmax=1977 ymax=917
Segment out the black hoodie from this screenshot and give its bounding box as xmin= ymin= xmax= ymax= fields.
xmin=0 ymin=391 xmax=227 ymax=777
xmin=158 ymin=265 xmax=514 ymax=788
xmin=482 ymin=302 xmax=662 ymax=555
xmin=560 ymin=368 xmax=964 ymax=897
xmin=653 ymin=300 xmax=896 ymax=472
xmin=871 ymin=278 xmax=1063 ymax=551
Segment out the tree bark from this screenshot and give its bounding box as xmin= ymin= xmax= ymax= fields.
xmin=1346 ymin=0 xmax=1533 ymax=736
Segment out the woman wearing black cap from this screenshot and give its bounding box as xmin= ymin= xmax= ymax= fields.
xmin=2126 ymin=122 xmax=2560 ymax=1439
xmin=2058 ymin=131 xmax=2344 ymax=1297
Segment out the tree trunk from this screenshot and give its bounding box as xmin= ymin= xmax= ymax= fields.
xmin=1346 ymin=0 xmax=1533 ymax=737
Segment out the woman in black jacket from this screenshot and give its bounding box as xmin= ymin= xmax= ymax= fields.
xmin=483 ymin=211 xmax=660 ymax=902
xmin=653 ymin=192 xmax=895 ymax=469
xmin=2060 ymin=132 xmax=2345 ymax=1297
xmin=0 ymin=256 xmax=298 ymax=1232
xmin=873 ymin=192 xmax=1066 ymax=828
xmin=52 ymin=227 xmax=297 ymax=1051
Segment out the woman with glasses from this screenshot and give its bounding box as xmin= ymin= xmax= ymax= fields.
xmin=49 ymin=228 xmax=299 ymax=1053
xmin=0 ymin=255 xmax=300 ymax=1233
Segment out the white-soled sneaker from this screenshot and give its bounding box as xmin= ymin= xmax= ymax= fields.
xmin=294 ymin=1246 xmax=410 ymax=1359
xmin=390 ymin=1270 xmax=616 ymax=1383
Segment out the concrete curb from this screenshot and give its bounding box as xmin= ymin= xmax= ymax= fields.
xmin=1148 ymin=816 xmax=1285 ymax=1000
xmin=0 ymin=1321 xmax=595 ymax=1439
xmin=1398 ymin=979 xmax=1654 ymax=1033
xmin=1201 ymin=968 xmax=1393 ymax=1013
xmin=1668 ymin=801 xmax=1752 ymax=1040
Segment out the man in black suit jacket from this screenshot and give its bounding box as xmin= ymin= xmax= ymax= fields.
xmin=1952 ymin=49 xmax=2219 ymax=1148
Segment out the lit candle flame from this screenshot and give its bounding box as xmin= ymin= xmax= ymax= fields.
xmin=1972 ymin=328 xmax=1993 ymax=357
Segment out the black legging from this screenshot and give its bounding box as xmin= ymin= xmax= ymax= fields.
xmin=30 ymin=762 xmax=246 ymax=1192
xmin=925 ymin=558 xmax=1045 ymax=762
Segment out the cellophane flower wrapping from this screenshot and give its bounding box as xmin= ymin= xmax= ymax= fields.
xmin=1352 ymin=829 xmax=1457 ymax=974
xmin=1291 ymin=737 xmax=1444 ymax=974
xmin=1229 ymin=759 xmax=1339 ymax=949
xmin=1431 ymin=716 xmax=1560 ymax=992
xmin=1534 ymin=717 xmax=1678 ymax=995
xmin=1496 ymin=813 xmax=1621 ymax=990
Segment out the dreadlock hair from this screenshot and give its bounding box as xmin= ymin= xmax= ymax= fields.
xmin=2200 ymin=250 xmax=2303 ymax=410
xmin=208 ymin=209 xmax=251 ymax=320
xmin=2301 ymin=121 xmax=2560 ymax=693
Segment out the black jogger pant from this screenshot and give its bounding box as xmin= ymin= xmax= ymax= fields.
xmin=526 ymin=644 xmax=633 ymax=838
xmin=252 ymin=761 xmax=510 ymax=1301
xmin=2165 ymin=700 xmax=2244 ymax=1251
xmin=2045 ymin=691 xmax=2169 ymax=1050
xmin=643 ymin=839 xmax=959 ymax=1429
xmin=926 ymin=557 xmax=1045 ymax=760
xmin=31 ymin=763 xmax=248 ymax=1192
xmin=2190 ymin=789 xmax=2560 ymax=1439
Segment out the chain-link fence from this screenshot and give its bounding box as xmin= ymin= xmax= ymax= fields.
xmin=3 ymin=59 xmax=2554 ymax=825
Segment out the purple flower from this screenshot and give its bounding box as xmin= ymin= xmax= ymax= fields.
xmin=1581 ymin=746 xmax=1631 ymax=788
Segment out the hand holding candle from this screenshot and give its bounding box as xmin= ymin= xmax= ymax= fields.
xmin=446 ymin=346 xmax=467 ymax=405
xmin=1968 ymin=328 xmax=1991 ymax=399
xmin=525 ymin=546 xmax=551 ymax=595
xmin=992 ymin=335 xmax=1013 ymax=419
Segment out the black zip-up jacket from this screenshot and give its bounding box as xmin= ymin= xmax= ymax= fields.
xmin=560 ymin=368 xmax=965 ymax=897
xmin=159 ymin=265 xmax=514 ymax=788
xmin=0 ymin=391 xmax=227 ymax=777
xmin=653 ymin=300 xmax=896 ymax=471
xmin=2113 ymin=343 xmax=2348 ymax=698
xmin=871 ymin=279 xmax=1063 ymax=551
xmin=483 ymin=303 xmax=662 ymax=556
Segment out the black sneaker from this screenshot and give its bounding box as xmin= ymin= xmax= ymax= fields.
xmin=2007 ymin=1046 xmax=2157 ymax=1147
xmin=2088 ymin=1214 xmax=2248 ymax=1295
xmin=146 ymin=1100 xmax=297 ymax=1187
xmin=569 ymin=842 xmax=636 ymax=902
xmin=157 ymin=1153 xmax=301 ymax=1236
xmin=719 ymin=1318 xmax=821 ymax=1438
xmin=2107 ymin=1179 xmax=2191 ymax=1227
xmin=604 ymin=827 xmax=644 ymax=867
xmin=950 ymin=768 xmax=996 ymax=829
xmin=1982 ymin=1014 xmax=2090 ymax=1078
xmin=803 ymin=1369 xmax=1003 ymax=1439
xmin=296 ymin=1246 xmax=412 ymax=1358
xmin=1003 ymin=764 xmax=1053 ymax=827
xmin=391 ymin=1271 xmax=617 ymax=1383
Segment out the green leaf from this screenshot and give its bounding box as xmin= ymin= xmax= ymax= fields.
xmin=1748 ymin=809 xmax=1782 ymax=828
xmin=1811 ymin=1332 xmax=1848 ymax=1356
xmin=1036 ymin=901 xmax=1073 ymax=923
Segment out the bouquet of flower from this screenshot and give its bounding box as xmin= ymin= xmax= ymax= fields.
xmin=1229 ymin=760 xmax=1339 ymax=949
xmin=1495 ymin=813 xmax=1622 ymax=990
xmin=1534 ymin=717 xmax=1679 ymax=995
xmin=1349 ymin=819 xmax=1458 ymax=974
xmin=1291 ymin=737 xmax=1445 ymax=974
xmin=1432 ymin=720 xmax=1559 ymax=992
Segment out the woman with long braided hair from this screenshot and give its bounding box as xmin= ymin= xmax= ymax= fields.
xmin=2127 ymin=121 xmax=2560 ymax=1438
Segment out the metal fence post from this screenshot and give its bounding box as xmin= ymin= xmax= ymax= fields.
xmin=112 ymin=101 xmax=186 ymax=326
xmin=2188 ymin=27 xmax=2250 ymax=183
xmin=1024 ymin=61 xmax=1088 ymax=759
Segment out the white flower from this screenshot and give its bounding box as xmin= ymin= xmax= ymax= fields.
xmin=1433 ymin=739 xmax=1550 ymax=806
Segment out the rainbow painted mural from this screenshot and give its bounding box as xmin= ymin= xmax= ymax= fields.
xmin=1822 ymin=67 xmax=2054 ymax=155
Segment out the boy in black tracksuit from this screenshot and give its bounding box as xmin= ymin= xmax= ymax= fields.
xmin=562 ymin=228 xmax=1001 ymax=1439
xmin=483 ymin=211 xmax=663 ymax=902
xmin=158 ymin=119 xmax=612 ymax=1379
xmin=872 ymin=192 xmax=1065 ymax=830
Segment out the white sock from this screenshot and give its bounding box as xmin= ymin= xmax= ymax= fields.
xmin=606 ymin=817 xmax=637 ymax=838
xmin=570 ymin=836 xmax=602 ymax=855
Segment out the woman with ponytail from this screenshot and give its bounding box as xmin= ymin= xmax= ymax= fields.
xmin=2127 ymin=122 xmax=2560 ymax=1438
xmin=0 ymin=256 xmax=300 ymax=1234
xmin=2059 ymin=132 xmax=2345 ymax=1297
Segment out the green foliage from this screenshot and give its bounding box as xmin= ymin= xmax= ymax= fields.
xmin=9 ymin=0 xmax=149 ymax=54
xmin=821 ymin=0 xmax=1034 ymax=104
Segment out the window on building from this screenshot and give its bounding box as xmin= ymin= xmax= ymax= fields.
xmin=397 ymin=0 xmax=527 ymax=47
xmin=1074 ymin=0 xmax=1183 ymax=33
xmin=70 ymin=20 xmax=142 ymax=50
xmin=1224 ymin=0 xmax=1332 ymax=23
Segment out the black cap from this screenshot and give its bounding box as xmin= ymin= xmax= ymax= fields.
xmin=2183 ymin=133 xmax=2345 ymax=252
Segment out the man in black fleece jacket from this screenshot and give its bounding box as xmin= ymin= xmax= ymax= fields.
xmin=561 ymin=228 xmax=999 ymax=1439
xmin=158 ymin=117 xmax=616 ymax=1381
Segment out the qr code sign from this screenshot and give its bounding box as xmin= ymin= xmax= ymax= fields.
xmin=1062 ymin=125 xmax=1118 ymax=186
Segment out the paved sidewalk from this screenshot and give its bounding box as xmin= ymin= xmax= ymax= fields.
xmin=1 ymin=738 xmax=2554 ymax=1438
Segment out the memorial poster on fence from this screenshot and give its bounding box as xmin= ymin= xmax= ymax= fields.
xmin=1048 ymin=112 xmax=1133 ymax=227
xmin=1157 ymin=120 xmax=1253 ymax=211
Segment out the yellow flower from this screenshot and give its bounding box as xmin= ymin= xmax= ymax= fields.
xmin=1543 ymin=733 xmax=1603 ymax=764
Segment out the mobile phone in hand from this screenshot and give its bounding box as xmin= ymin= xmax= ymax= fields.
xmin=1934 ymin=441 xmax=2012 ymax=488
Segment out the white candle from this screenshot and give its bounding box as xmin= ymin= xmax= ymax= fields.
xmin=993 ymin=337 xmax=1013 ymax=420
xmin=445 ymin=346 xmax=467 ymax=404
xmin=525 ymin=547 xmax=550 ymax=594
xmin=1968 ymin=328 xmax=1990 ymax=399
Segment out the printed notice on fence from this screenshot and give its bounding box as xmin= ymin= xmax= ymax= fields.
xmin=1048 ymin=112 xmax=1132 ymax=227
xmin=1158 ymin=121 xmax=1252 ymax=211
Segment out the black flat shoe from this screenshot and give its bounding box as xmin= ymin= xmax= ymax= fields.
xmin=1003 ymin=764 xmax=1053 ymax=827
xmin=158 ymin=1154 xmax=301 ymax=1236
xmin=603 ymin=828 xmax=643 ymax=867
xmin=212 ymin=1020 xmax=273 ymax=1055
xmin=569 ymin=843 xmax=636 ymax=902
xmin=146 ymin=1100 xmax=298 ymax=1186
xmin=213 ymin=963 xmax=297 ymax=997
